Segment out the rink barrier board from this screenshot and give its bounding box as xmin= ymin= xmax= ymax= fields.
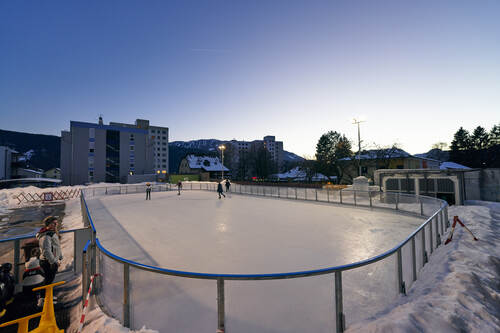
xmin=79 ymin=182 xmax=449 ymax=333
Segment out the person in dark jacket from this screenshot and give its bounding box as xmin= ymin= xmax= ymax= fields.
xmin=177 ymin=181 xmax=182 ymax=195
xmin=217 ymin=182 xmax=226 ymax=199
xmin=146 ymin=183 xmax=151 ymax=200
xmin=37 ymin=216 xmax=62 ymax=285
xmin=225 ymin=179 xmax=231 ymax=192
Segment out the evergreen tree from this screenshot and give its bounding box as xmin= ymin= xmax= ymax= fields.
xmin=450 ymin=127 xmax=471 ymax=151
xmin=471 ymin=126 xmax=490 ymax=150
xmin=489 ymin=124 xmax=500 ymax=146
xmin=450 ymin=127 xmax=472 ymax=166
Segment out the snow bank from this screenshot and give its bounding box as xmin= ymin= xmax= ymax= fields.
xmin=346 ymin=202 xmax=500 ymax=332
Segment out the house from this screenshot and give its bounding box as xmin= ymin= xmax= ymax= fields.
xmin=178 ymin=155 xmax=229 ymax=180
xmin=338 ymin=148 xmax=440 ymax=184
xmin=44 ymin=168 xmax=61 ymax=180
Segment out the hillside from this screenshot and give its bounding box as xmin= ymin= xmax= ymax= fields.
xmin=0 ymin=129 xmax=60 ymax=171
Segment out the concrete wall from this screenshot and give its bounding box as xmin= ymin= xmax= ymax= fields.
xmin=480 ymin=168 xmax=500 ymax=202
xmin=127 ymin=173 xmax=157 ymax=184
xmin=71 ymin=126 xmax=90 ymax=185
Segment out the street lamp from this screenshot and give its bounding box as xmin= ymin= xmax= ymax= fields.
xmin=218 ymin=145 xmax=226 ymax=180
xmin=352 ymin=118 xmax=366 ymax=177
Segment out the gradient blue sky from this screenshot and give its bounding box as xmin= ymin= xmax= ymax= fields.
xmin=1 ymin=1 xmax=499 ymax=157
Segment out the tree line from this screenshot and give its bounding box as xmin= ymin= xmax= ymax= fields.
xmin=450 ymin=124 xmax=500 ymax=168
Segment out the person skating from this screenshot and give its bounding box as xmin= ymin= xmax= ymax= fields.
xmin=177 ymin=180 xmax=182 ymax=195
xmin=217 ymin=182 xmax=226 ymax=199
xmin=225 ymin=179 xmax=231 ymax=192
xmin=146 ymin=183 xmax=152 ymax=200
xmin=37 ymin=216 xmax=63 ymax=286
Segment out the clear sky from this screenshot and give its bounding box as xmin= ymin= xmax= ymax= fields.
xmin=1 ymin=0 xmax=499 ymax=157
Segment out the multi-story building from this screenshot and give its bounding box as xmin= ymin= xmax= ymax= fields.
xmin=228 ymin=136 xmax=284 ymax=178
xmin=61 ymin=118 xmax=167 ymax=185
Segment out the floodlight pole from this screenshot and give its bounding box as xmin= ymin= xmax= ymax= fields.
xmin=353 ymin=119 xmax=365 ymax=177
xmin=219 ymin=145 xmax=226 ymax=180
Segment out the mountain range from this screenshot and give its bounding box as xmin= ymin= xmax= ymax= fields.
xmin=0 ymin=130 xmax=305 ymax=173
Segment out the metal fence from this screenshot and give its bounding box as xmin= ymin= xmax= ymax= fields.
xmin=81 ymin=182 xmax=449 ymax=333
xmin=0 ymin=227 xmax=92 ymax=285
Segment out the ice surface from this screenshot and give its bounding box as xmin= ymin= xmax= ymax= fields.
xmin=87 ymin=190 xmax=427 ymax=332
xmin=88 ymin=191 xmax=424 ymax=274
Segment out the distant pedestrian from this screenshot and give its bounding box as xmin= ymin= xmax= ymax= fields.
xmin=217 ymin=182 xmax=226 ymax=199
xmin=146 ymin=183 xmax=151 ymax=200
xmin=37 ymin=216 xmax=62 ymax=285
xmin=225 ymin=179 xmax=231 ymax=192
xmin=177 ymin=181 xmax=182 ymax=195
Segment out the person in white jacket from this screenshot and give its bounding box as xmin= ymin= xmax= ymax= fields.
xmin=37 ymin=216 xmax=63 ymax=285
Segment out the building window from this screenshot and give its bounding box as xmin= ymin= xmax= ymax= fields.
xmin=162 ymin=159 xmax=166 ymax=162
xmin=89 ymin=171 xmax=94 ymax=177
xmin=162 ymin=130 xmax=166 ymax=134
xmin=89 ymin=128 xmax=95 ymax=138
xmin=162 ymin=148 xmax=166 ymax=151
xmin=157 ymin=153 xmax=160 ymax=156
xmin=130 ymin=163 xmax=135 ymax=168
xmin=162 ymin=164 xmax=166 ymax=168
xmin=130 ymin=134 xmax=134 ymax=141
xmin=89 ymin=148 xmax=95 ymax=153
xmin=162 ymin=142 xmax=166 ymax=145
xmin=130 ymin=145 xmax=134 ymax=151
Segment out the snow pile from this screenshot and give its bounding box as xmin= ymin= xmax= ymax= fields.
xmin=346 ymin=202 xmax=500 ymax=332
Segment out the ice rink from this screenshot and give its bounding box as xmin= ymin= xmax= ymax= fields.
xmin=87 ymin=190 xmax=424 ymax=274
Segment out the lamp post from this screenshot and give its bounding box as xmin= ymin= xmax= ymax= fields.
xmin=218 ymin=145 xmax=226 ymax=180
xmin=353 ymin=118 xmax=365 ymax=177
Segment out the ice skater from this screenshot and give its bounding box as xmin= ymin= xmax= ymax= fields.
xmin=225 ymin=179 xmax=231 ymax=192
xmin=37 ymin=216 xmax=62 ymax=286
xmin=146 ymin=183 xmax=151 ymax=200
xmin=217 ymin=182 xmax=226 ymax=199
xmin=177 ymin=180 xmax=182 ymax=195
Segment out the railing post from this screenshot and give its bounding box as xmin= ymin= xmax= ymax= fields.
xmin=123 ymin=263 xmax=130 ymax=328
xmin=278 ymin=186 xmax=280 ymax=198
xmin=217 ymin=278 xmax=225 ymax=332
xmin=82 ymin=250 xmax=87 ymax=305
xmin=315 ymin=188 xmax=318 ymax=201
xmin=429 ymin=219 xmax=433 ymax=254
xmin=327 ymin=188 xmax=330 ymax=202
xmin=354 ymin=190 xmax=357 ymax=206
xmin=420 ymin=197 xmax=424 ymax=216
xmin=305 ymin=188 xmax=307 ymax=200
xmin=395 ymin=192 xmax=399 ymax=210
xmin=105 ymin=187 xmax=108 ymax=195
xmin=397 ymin=248 xmax=406 ymax=294
xmin=93 ymin=188 xmax=95 ymax=197
xmin=339 ymin=189 xmax=343 ymax=204
xmin=14 ymin=239 xmax=20 ymax=284
xmin=441 ymin=210 xmax=445 ymax=235
xmin=422 ymin=228 xmax=428 ymax=264
xmin=411 ymin=237 xmax=417 ymax=282
xmin=335 ymin=271 xmax=345 ymax=332
xmin=435 ymin=216 xmax=441 ymax=247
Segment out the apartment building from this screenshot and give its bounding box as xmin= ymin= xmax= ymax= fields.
xmin=229 ymin=135 xmax=284 ymax=168
xmin=61 ymin=118 xmax=167 ymax=185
